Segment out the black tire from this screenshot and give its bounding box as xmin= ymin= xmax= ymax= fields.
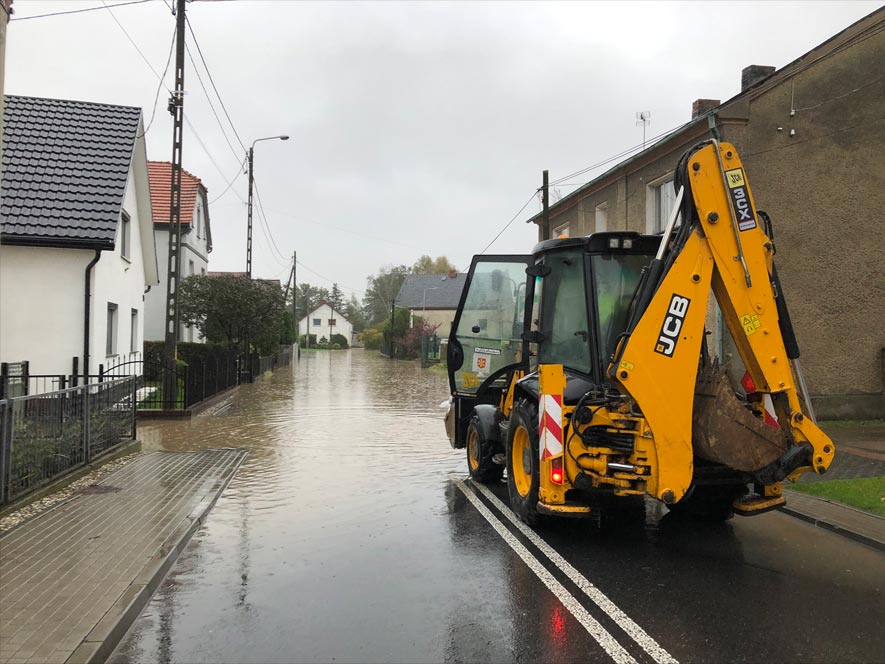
xmin=466 ymin=415 xmax=504 ymax=484
xmin=667 ymin=484 xmax=747 ymax=521
xmin=506 ymin=401 xmax=542 ymax=526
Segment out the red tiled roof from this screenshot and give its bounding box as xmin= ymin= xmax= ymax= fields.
xmin=147 ymin=161 xmax=204 ymax=225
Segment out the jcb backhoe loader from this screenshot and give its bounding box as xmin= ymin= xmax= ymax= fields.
xmin=445 ymin=140 xmax=834 ymax=522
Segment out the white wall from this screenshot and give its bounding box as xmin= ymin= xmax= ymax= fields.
xmin=144 ymin=191 xmax=210 ymax=342
xmin=90 ymin=164 xmax=150 ymax=374
xmin=298 ymin=304 xmax=354 ymax=344
xmin=0 ymin=245 xmax=93 ymax=376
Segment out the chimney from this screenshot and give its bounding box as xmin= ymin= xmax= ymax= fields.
xmin=692 ymin=99 xmax=720 ymax=119
xmin=741 ymin=65 xmax=776 ymax=91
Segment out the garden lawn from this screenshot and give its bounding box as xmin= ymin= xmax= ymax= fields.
xmin=786 ymin=475 xmax=885 ymax=517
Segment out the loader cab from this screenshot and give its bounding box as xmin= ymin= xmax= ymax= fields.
xmin=447 ymin=233 xmax=660 ymax=434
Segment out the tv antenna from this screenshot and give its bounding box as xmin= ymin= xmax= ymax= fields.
xmin=636 ymin=111 xmax=651 ymax=148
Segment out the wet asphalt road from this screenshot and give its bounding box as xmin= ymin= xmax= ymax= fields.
xmin=113 ymin=350 xmax=885 ymax=663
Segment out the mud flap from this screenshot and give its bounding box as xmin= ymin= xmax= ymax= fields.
xmin=692 ymin=360 xmax=788 ymax=472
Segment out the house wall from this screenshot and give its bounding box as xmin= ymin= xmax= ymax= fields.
xmin=0 ymin=161 xmax=150 ymax=380
xmin=411 ymin=309 xmax=456 ymax=338
xmin=728 ymin=25 xmax=885 ymax=417
xmin=298 ymin=304 xmax=354 ymax=344
xmin=0 ymin=245 xmax=93 ymax=376
xmin=91 ymin=164 xmax=150 ymax=374
xmin=144 ymin=196 xmax=210 ymax=342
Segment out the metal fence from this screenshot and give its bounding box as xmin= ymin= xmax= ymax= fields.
xmin=251 ymin=346 xmax=293 ymax=379
xmin=0 ymin=376 xmax=137 ymax=505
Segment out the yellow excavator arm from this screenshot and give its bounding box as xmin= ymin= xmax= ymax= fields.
xmin=611 ymin=141 xmax=834 ymax=507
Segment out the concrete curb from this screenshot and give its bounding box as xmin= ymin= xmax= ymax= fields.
xmin=65 ymin=450 xmax=248 ymax=664
xmin=779 ymin=493 xmax=885 ymax=552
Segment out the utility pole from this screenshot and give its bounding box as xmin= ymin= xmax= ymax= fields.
xmin=246 ymin=146 xmax=254 ymax=279
xmin=292 ymin=250 xmax=297 ymax=342
xmin=162 ymin=0 xmax=187 ymax=408
xmin=542 ymin=169 xmax=550 ymax=240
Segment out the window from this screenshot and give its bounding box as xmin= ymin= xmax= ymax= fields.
xmin=195 ymin=204 xmax=201 ymax=238
xmin=106 ymin=303 xmax=118 ymax=356
xmin=328 ymin=318 xmax=336 ymax=326
xmin=595 ymin=203 xmax=608 ymax=232
xmin=120 ymin=211 xmax=131 ymax=260
xmin=648 ymin=178 xmax=677 ymax=233
xmin=130 ymin=309 xmax=138 ymax=352
xmin=552 ymin=223 xmax=570 ymax=238
xmin=188 ymin=260 xmax=195 ymax=277
xmin=201 ymin=267 xmax=206 ymax=276
xmin=313 ymin=318 xmax=321 ymax=326
xmin=538 ymin=250 xmax=592 ymax=375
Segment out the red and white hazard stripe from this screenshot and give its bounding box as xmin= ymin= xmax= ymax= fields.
xmin=539 ymin=393 xmax=564 ymax=460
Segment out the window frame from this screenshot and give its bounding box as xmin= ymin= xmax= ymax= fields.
xmin=595 ymin=202 xmax=608 ymax=233
xmin=120 ymin=211 xmax=131 ymax=261
xmin=106 ymin=303 xmax=119 ymax=356
xmin=130 ymin=309 xmax=139 ymax=353
xmin=645 ymin=173 xmax=677 ymax=234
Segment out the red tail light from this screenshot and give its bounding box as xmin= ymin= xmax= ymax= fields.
xmin=551 ymin=457 xmax=563 ymax=484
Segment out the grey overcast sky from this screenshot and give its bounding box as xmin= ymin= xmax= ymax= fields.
xmin=7 ymin=0 xmax=883 ymax=297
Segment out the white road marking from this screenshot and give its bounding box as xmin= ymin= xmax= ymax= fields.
xmin=471 ymin=481 xmax=678 ymax=664
xmin=454 ymin=480 xmax=637 ymax=664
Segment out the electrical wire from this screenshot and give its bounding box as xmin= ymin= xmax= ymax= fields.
xmin=478 ymin=191 xmax=539 ymax=255
xmin=295 ymin=260 xmax=362 ymax=295
xmin=12 ymin=0 xmax=152 ymax=21
xmin=137 ymin=25 xmax=177 ymax=138
xmin=251 ymin=181 xmax=289 ymax=263
xmin=208 ymin=158 xmax=246 ymax=204
xmin=185 ymin=15 xmax=248 ymax=152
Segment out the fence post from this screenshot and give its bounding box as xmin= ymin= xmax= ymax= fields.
xmin=83 ymin=384 xmax=92 ymax=464
xmin=131 ymin=376 xmax=137 ymax=440
xmin=0 ymin=363 xmax=7 ymax=401
xmin=0 ymin=401 xmax=10 ymax=505
xmin=71 ymin=357 xmax=79 ymax=387
xmin=22 ymin=361 xmax=30 ymax=396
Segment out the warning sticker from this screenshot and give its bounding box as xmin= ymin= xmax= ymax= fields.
xmin=619 ymin=361 xmax=635 ymax=371
xmin=725 ymin=168 xmax=757 ymax=232
xmin=472 ymin=353 xmax=492 ymax=376
xmin=741 ymin=314 xmax=761 ymax=336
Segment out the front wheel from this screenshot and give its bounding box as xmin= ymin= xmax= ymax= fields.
xmin=466 ymin=415 xmax=504 ymax=484
xmin=506 ymin=401 xmax=542 ymax=525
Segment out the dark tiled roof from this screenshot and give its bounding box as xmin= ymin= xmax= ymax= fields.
xmin=396 ymin=273 xmax=466 ymax=309
xmin=1 ymin=95 xmax=141 ymax=247
xmin=147 ymin=161 xmax=203 ymax=225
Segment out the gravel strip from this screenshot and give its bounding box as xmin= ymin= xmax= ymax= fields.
xmin=0 ymin=452 xmax=141 ymax=533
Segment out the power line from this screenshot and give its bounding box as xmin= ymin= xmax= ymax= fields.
xmin=100 ymin=0 xmax=167 ymax=77
xmin=185 ymin=15 xmax=247 ymax=152
xmin=296 ymin=260 xmax=362 ymax=295
xmin=251 ymin=180 xmax=289 ymax=263
xmin=479 ymin=191 xmax=538 ymax=255
xmin=137 ymin=25 xmax=177 ymax=138
xmin=12 ymin=0 xmax=151 ymax=21
xmin=208 ymin=158 xmax=246 ymax=204
xmin=184 ymin=40 xmax=243 ymax=164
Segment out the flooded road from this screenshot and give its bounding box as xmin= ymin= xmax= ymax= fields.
xmin=114 ymin=350 xmax=884 ymax=663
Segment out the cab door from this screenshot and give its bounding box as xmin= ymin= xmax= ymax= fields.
xmin=447 ymin=255 xmax=534 ymax=399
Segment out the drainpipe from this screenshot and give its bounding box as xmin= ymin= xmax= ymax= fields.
xmin=83 ymin=249 xmax=102 ymax=380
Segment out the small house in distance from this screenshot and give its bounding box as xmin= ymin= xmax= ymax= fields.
xmin=298 ymin=302 xmax=353 ymax=346
xmin=395 ymin=272 xmax=466 ymax=338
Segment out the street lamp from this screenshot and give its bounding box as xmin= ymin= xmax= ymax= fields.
xmin=246 ymin=135 xmax=289 ymax=279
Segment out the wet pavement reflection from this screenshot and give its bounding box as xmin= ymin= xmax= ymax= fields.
xmin=114 ymin=350 xmax=885 ymax=664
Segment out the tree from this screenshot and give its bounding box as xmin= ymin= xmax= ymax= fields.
xmin=293 ymin=283 xmax=330 ymax=323
xmin=179 ymin=274 xmax=285 ymax=355
xmin=363 ymin=264 xmax=409 ymax=326
xmin=412 ymin=255 xmax=458 ymax=275
xmin=344 ymin=293 xmax=367 ymax=332
xmin=329 ymin=283 xmax=345 ymax=312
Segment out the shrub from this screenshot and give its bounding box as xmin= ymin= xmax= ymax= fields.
xmin=331 ymin=343 xmax=341 ymax=350
xmin=299 ymin=334 xmax=318 ymax=346
xmin=330 ymin=333 xmax=349 ymax=349
xmin=361 ymin=327 xmax=383 ymax=350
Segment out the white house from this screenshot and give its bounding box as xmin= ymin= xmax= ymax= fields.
xmin=298 ymin=302 xmax=353 ymax=346
xmin=0 ymin=95 xmax=159 ymax=381
xmin=143 ymin=161 xmax=212 ymax=343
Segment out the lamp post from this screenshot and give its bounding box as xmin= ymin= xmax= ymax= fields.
xmin=246 ymin=134 xmax=289 ymax=279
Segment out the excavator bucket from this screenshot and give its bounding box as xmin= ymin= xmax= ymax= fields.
xmin=691 ymin=360 xmax=788 ymax=472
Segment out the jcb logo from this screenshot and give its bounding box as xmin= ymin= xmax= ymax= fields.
xmin=654 ymin=295 xmax=690 ymax=357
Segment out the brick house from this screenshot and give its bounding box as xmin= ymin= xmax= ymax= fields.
xmin=528 ymin=8 xmax=884 ymax=418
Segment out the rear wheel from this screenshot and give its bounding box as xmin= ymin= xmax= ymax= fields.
xmin=506 ymin=401 xmax=542 ymax=525
xmin=466 ymin=415 xmax=504 ymax=484
xmin=667 ymin=484 xmax=747 ymax=521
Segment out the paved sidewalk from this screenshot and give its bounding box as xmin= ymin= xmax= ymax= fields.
xmin=780 ymin=421 xmax=885 ymax=550
xmin=0 ymin=449 xmax=246 ymax=664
